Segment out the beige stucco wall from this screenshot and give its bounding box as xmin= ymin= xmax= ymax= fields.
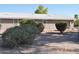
xmin=0 ymin=23 xmax=15 ymax=33
xmin=0 ymin=19 xmax=19 ymax=33
xmin=42 ymin=20 xmax=74 ymax=32
xmin=0 ymin=19 xmax=74 ymax=33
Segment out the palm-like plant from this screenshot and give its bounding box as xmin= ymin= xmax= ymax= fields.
xmin=35 ymin=5 xmax=48 ymax=14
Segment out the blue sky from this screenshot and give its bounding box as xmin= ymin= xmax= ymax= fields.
xmin=0 ymin=4 xmax=79 ymax=17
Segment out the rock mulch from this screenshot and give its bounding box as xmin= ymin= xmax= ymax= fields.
xmin=0 ymin=31 xmax=79 ymax=54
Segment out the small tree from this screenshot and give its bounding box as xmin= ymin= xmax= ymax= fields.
xmin=35 ymin=5 xmax=48 ymax=14
xmin=74 ymin=20 xmax=79 ymax=27
xmin=74 ymin=14 xmax=79 ymax=27
xmin=74 ymin=14 xmax=78 ymax=20
xmin=55 ymin=23 xmax=67 ymax=34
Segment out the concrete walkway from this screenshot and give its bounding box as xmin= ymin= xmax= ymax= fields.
xmin=0 ymin=32 xmax=79 ymax=54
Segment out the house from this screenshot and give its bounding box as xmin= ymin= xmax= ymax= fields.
xmin=0 ymin=13 xmax=74 ymax=33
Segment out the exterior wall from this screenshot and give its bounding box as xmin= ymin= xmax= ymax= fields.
xmin=43 ymin=23 xmax=56 ymax=32
xmin=0 ymin=19 xmax=74 ymax=33
xmin=0 ymin=23 xmax=15 ymax=33
xmin=42 ymin=20 xmax=73 ymax=32
xmin=0 ymin=19 xmax=19 ymax=34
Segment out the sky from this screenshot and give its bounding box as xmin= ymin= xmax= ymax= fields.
xmin=0 ymin=4 xmax=79 ymax=17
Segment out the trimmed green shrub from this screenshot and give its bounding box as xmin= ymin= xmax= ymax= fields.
xmin=19 ymin=24 xmax=39 ymax=45
xmin=19 ymin=19 xmax=37 ymax=26
xmin=55 ymin=23 xmax=67 ymax=34
xmin=19 ymin=19 xmax=44 ymax=33
xmin=74 ymin=20 xmax=79 ymax=27
xmin=36 ymin=23 xmax=44 ymax=32
xmin=21 ymin=24 xmax=40 ymax=34
xmin=2 ymin=25 xmax=39 ymax=48
xmin=2 ymin=26 xmax=22 ymax=48
xmin=2 ymin=19 xmax=44 ymax=48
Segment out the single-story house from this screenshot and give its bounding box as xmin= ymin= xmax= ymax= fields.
xmin=0 ymin=13 xmax=75 ymax=33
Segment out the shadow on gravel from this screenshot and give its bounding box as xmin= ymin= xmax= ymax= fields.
xmin=0 ymin=31 xmax=79 ymax=54
xmin=34 ymin=32 xmax=79 ymax=46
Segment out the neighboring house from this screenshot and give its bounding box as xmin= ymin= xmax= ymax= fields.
xmin=0 ymin=13 xmax=74 ymax=33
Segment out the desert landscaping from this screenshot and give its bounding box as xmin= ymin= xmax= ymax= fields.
xmin=0 ymin=5 xmax=79 ymax=54
xmin=0 ymin=27 xmax=78 ymax=54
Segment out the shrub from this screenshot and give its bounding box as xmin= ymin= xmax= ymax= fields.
xmin=19 ymin=19 xmax=44 ymax=33
xmin=21 ymin=24 xmax=40 ymax=34
xmin=74 ymin=20 xmax=79 ymax=27
xmin=2 ymin=19 xmax=44 ymax=48
xmin=19 ymin=24 xmax=39 ymax=45
xmin=19 ymin=19 xmax=37 ymax=26
xmin=36 ymin=23 xmax=44 ymax=32
xmin=2 ymin=26 xmax=22 ymax=48
xmin=2 ymin=25 xmax=39 ymax=48
xmin=55 ymin=23 xmax=67 ymax=34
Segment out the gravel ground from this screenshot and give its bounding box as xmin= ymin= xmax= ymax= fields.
xmin=0 ymin=31 xmax=79 ymax=54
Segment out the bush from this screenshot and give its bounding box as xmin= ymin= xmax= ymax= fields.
xmin=19 ymin=19 xmax=37 ymax=26
xmin=74 ymin=20 xmax=79 ymax=27
xmin=36 ymin=23 xmax=44 ymax=32
xmin=20 ymin=24 xmax=40 ymax=44
xmin=2 ymin=26 xmax=22 ymax=48
xmin=2 ymin=19 xmax=44 ymax=48
xmin=2 ymin=25 xmax=39 ymax=48
xmin=20 ymin=19 xmax=44 ymax=33
xmin=55 ymin=23 xmax=67 ymax=34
